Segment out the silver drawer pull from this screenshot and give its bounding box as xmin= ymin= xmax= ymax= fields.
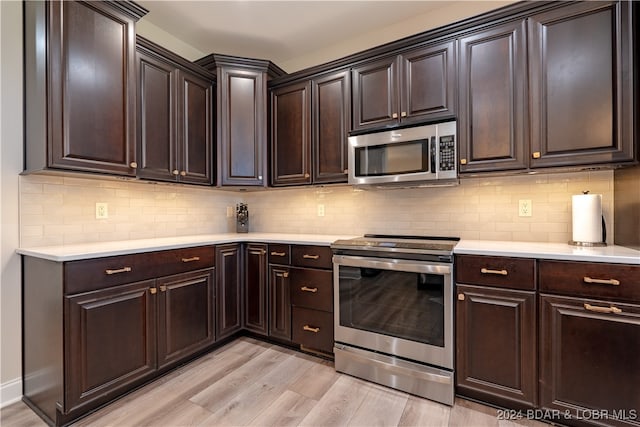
xmin=583 ymin=276 xmax=620 ymax=286
xmin=480 ymin=268 xmax=508 ymax=276
xmin=105 ymin=267 xmax=132 ymax=275
xmin=301 ymin=286 xmax=318 ymax=293
xmin=270 ymin=251 xmax=286 ymax=256
xmin=303 ymin=254 xmax=320 ymax=260
xmin=303 ymin=325 xmax=320 ymax=333
xmin=584 ymin=303 xmax=622 ymax=314
xmin=181 ymin=257 xmax=200 ymax=263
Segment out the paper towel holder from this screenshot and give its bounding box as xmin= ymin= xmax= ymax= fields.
xmin=568 ymin=191 xmax=607 ymax=247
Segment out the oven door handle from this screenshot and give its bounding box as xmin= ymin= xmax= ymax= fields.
xmin=333 ymin=254 xmax=451 ymax=275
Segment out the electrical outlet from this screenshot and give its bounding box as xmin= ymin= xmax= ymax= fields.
xmin=95 ymin=202 xmax=108 ymax=219
xmin=518 ymin=199 xmax=532 ymax=217
xmin=317 ymin=204 xmax=325 ymax=217
xmin=226 ymin=206 xmax=233 ymax=218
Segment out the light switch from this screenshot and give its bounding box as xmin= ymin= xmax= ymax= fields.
xmin=518 ymin=199 xmax=532 ymax=217
xmin=96 ymin=202 xmax=108 ymax=219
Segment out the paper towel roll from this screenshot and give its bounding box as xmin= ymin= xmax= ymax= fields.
xmin=571 ymin=193 xmax=603 ymax=243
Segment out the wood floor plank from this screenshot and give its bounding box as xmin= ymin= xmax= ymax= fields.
xmin=297 ymin=375 xmax=373 ymax=426
xmin=202 ymin=352 xmax=318 ymax=426
xmin=288 ymin=357 xmax=340 ymax=400
xmin=3 ymin=338 xmax=540 ymax=427
xmin=398 ymin=395 xmax=451 ymax=426
xmin=347 ymin=384 xmax=409 ymax=427
xmin=246 ymin=390 xmax=318 ymax=427
xmin=188 ymin=346 xmax=290 ymax=412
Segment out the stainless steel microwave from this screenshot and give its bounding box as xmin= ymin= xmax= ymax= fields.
xmin=348 ymin=121 xmax=457 ymax=187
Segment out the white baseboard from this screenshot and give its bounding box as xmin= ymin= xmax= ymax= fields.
xmin=0 ymin=377 xmax=22 ymax=408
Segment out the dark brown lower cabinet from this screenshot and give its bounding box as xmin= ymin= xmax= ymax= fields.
xmin=65 ymin=280 xmax=157 ymax=414
xmin=216 ymin=244 xmax=243 ymax=340
xmin=291 ymin=306 xmax=333 ymax=354
xmin=456 ymin=284 xmax=537 ymax=409
xmin=245 ymin=243 xmax=268 ymax=335
xmin=540 ymin=295 xmax=640 ymax=426
xmin=269 ymin=265 xmax=291 ymax=341
xmin=157 ymin=269 xmax=215 ymax=368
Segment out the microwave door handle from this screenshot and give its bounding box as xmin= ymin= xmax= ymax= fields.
xmin=430 ymin=137 xmax=437 ymax=174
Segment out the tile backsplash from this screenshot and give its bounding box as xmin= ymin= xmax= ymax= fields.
xmin=246 ymin=171 xmax=614 ymax=243
xmin=19 ymin=174 xmax=240 ymax=247
xmin=19 ymin=170 xmax=614 ymax=247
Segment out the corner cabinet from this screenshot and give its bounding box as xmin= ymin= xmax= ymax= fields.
xmin=136 ymin=37 xmax=214 ymax=185
xmin=24 ymin=0 xmax=147 ymax=176
xmin=270 ymin=69 xmax=351 ymax=186
xmin=215 ymin=244 xmax=243 ymax=340
xmin=196 ymin=55 xmax=286 ymax=187
xmin=351 ymin=40 xmax=456 ymax=132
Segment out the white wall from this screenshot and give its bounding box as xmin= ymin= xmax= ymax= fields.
xmin=1 ymin=0 xmax=25 ymax=407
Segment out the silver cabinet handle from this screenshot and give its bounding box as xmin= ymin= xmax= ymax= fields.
xmin=181 ymin=257 xmax=200 ymax=263
xmin=303 ymin=254 xmax=320 ymax=260
xmin=271 ymin=251 xmax=286 ymax=256
xmin=303 ymin=325 xmax=320 ymax=333
xmin=301 ymin=286 xmax=318 ymax=293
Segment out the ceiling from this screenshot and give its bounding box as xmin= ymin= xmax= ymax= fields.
xmin=137 ymin=1 xmax=512 ymax=72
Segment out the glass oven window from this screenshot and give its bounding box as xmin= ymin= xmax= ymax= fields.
xmin=338 ymin=266 xmax=445 ymax=347
xmin=355 ymin=139 xmax=429 ymax=176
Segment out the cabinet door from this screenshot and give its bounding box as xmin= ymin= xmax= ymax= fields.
xmin=269 ymin=265 xmax=291 ymax=341
xmin=218 ymin=68 xmax=267 ymax=186
xmin=400 ymin=41 xmax=456 ymax=124
xmin=351 ymin=56 xmax=399 ymax=131
xmin=65 ymin=280 xmax=156 ymax=413
xmin=529 ymin=1 xmax=634 ymax=168
xmin=136 ymin=51 xmax=178 ymax=182
xmin=177 ymin=70 xmax=214 ymax=185
xmin=456 ymin=285 xmax=537 ymax=409
xmin=156 ymin=269 xmax=215 ymax=369
xmin=215 ymin=244 xmax=243 ymax=340
xmin=46 ymin=1 xmax=137 ymax=175
xmin=312 ymin=70 xmax=350 ymax=184
xmin=458 ymin=20 xmax=528 ymax=173
xmin=270 ymin=81 xmax=312 ymax=186
xmin=245 ymin=244 xmax=268 ymax=336
xmin=540 ymin=295 xmax=640 ymax=425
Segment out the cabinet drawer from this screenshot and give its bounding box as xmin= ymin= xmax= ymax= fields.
xmin=290 ymin=268 xmax=333 ymax=312
xmin=292 ymin=307 xmax=334 ymax=354
xmin=539 ymin=260 xmax=640 ymax=303
xmin=456 ymin=255 xmax=535 ymax=291
xmin=155 ymin=246 xmax=215 ymax=277
xmin=291 ymin=245 xmax=332 ymax=269
xmin=64 ymin=246 xmax=215 ymax=294
xmin=268 ymin=244 xmax=290 ymax=265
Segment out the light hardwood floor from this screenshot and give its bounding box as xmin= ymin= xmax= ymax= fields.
xmin=1 ymin=337 xmax=547 ymax=426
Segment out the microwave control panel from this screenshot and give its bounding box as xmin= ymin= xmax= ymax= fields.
xmin=439 ymin=135 xmax=456 ymax=172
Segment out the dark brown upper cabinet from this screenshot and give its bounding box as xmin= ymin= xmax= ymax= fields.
xmin=271 ymin=81 xmax=313 ymax=186
xmin=271 ymin=70 xmax=351 ymax=186
xmin=136 ymin=37 xmax=214 ymax=185
xmin=196 ymin=55 xmax=286 ymax=187
xmin=528 ymin=1 xmax=635 ymax=168
xmin=351 ymin=40 xmax=456 ymax=132
xmin=458 ymin=20 xmax=528 ymax=173
xmin=24 ymin=1 xmax=147 ymax=176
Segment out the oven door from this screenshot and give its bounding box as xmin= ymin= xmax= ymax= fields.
xmin=333 ymin=254 xmax=453 ymax=370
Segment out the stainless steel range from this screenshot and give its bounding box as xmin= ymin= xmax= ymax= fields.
xmin=331 ymin=234 xmax=458 ymax=405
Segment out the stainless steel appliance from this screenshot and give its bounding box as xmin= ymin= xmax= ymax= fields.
xmin=348 ymin=121 xmax=457 ymax=187
xmin=331 ymin=235 xmax=458 ymax=405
